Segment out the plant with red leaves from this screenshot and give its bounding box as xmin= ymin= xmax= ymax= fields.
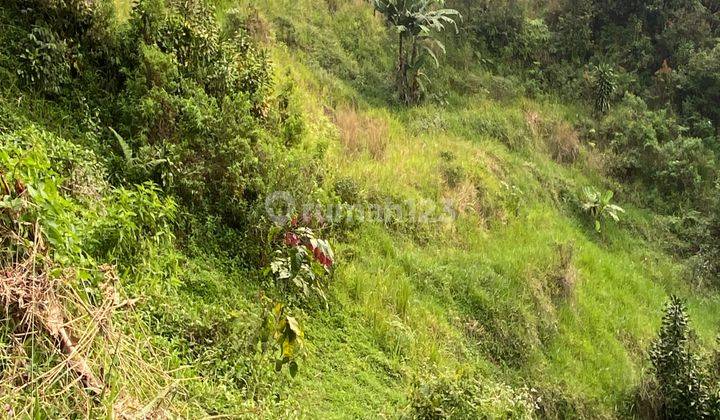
xmin=266 ymin=224 xmax=335 ymax=305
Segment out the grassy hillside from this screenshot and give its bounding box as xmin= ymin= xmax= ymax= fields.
xmin=0 ymin=0 xmax=718 ymax=418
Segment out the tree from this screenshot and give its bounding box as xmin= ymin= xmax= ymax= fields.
xmin=590 ymin=63 xmax=618 ymax=115
xmin=371 ymin=0 xmax=460 ymax=104
xmin=650 ymin=296 xmax=717 ymax=419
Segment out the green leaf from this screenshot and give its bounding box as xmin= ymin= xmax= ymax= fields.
xmin=109 ymin=127 xmax=133 ymax=162
xmin=286 ymin=316 xmax=303 ymax=337
xmin=289 ymin=361 xmax=298 ymax=378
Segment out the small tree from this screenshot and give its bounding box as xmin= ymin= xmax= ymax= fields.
xmin=372 ymin=0 xmax=460 ymax=105
xmin=591 ymin=63 xmax=617 ymax=115
xmin=650 ymin=296 xmax=717 ymax=419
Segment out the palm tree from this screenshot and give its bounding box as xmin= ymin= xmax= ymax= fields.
xmin=371 ymin=0 xmax=460 ymax=104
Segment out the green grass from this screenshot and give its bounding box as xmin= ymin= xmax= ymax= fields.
xmin=1 ymin=0 xmax=717 ymax=417
xmin=240 ymin=2 xmax=720 ymax=415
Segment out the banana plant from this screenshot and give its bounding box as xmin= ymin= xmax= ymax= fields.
xmin=581 ymin=187 xmax=625 ymax=232
xmin=371 ymin=0 xmax=460 ymax=104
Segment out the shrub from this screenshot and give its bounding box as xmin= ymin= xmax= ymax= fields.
xmin=273 ymin=16 xmax=299 ymax=47
xmin=691 ymin=190 xmax=720 ymax=287
xmin=106 ymin=0 xmax=319 ymax=247
xmin=276 ymin=78 xmax=306 ymax=147
xmin=86 ymin=182 xmax=177 ymax=270
xmin=259 ymin=302 xmax=304 ymax=376
xmin=333 ymin=177 xmax=361 ymax=204
xmin=676 ymin=45 xmax=720 ymax=128
xmin=590 ymin=63 xmax=618 ymax=115
xmin=598 ymin=94 xmax=716 ymax=204
xmin=405 ymin=373 xmax=536 ymax=419
xmin=656 ymin=136 xmax=715 ymax=198
xmin=648 ymin=296 xmax=718 ymax=419
xmin=486 ymin=75 xmax=521 ymax=102
xmin=266 ymin=223 xmax=335 ymax=306
xmin=441 ymin=164 xmax=465 ymax=189
xmin=462 ymin=1 xmax=550 ymax=70
xmin=17 ymin=25 xmax=73 ymax=95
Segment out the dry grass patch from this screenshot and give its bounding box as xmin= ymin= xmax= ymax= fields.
xmin=548 ymin=121 xmax=580 ymax=164
xmin=334 ymin=106 xmax=388 ymax=160
xmin=525 ymin=111 xmax=581 ymax=164
xmin=443 ymin=179 xmax=480 ymax=217
xmin=0 ymin=188 xmax=178 ymax=417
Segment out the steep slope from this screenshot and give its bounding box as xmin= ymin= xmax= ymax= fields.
xmin=221 ymin=1 xmax=720 ymax=417
xmin=0 ymin=0 xmax=717 ymax=418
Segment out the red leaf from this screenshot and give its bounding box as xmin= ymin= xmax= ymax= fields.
xmin=284 ymin=232 xmax=300 ymax=246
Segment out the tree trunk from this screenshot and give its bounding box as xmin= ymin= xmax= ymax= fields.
xmin=397 ymin=32 xmax=407 ymax=104
xmin=408 ymin=37 xmax=419 ymax=103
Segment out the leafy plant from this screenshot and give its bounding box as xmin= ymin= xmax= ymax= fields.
xmin=267 ymin=223 xmax=335 ymax=305
xmin=372 ymin=0 xmax=460 ymax=104
xmin=581 ymin=187 xmax=624 ymax=232
xmin=649 ymin=296 xmax=718 ymax=419
xmin=598 ymin=94 xmax=716 ymax=205
xmin=590 ymin=63 xmax=617 ymax=115
xmin=110 ymin=127 xmax=172 ymax=186
xmin=259 ymin=302 xmax=304 ymax=377
xmin=17 ymin=25 xmax=72 ymax=95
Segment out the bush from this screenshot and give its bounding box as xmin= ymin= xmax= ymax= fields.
xmin=598 ymin=94 xmax=716 ymax=203
xmin=460 ymin=0 xmax=550 ymax=68
xmin=17 ymin=25 xmax=73 ymax=95
xmin=405 ymin=373 xmax=536 ymax=419
xmin=86 ymin=183 xmax=177 ymax=270
xmin=676 ymin=45 xmax=720 ymax=129
xmin=692 ymin=190 xmax=720 ymax=287
xmin=106 ymin=0 xmax=320 ymax=248
xmin=647 ymin=296 xmax=718 ymax=419
xmin=590 ymin=63 xmax=618 ymax=114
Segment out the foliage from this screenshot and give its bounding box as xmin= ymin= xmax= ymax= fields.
xmin=405 ymin=373 xmax=536 ymax=419
xmin=17 ymin=25 xmax=73 ymax=95
xmin=259 ymin=302 xmax=304 ymax=377
xmin=598 ymin=94 xmax=716 ymax=204
xmin=580 ymin=187 xmax=624 ymax=233
xmin=372 ymin=0 xmax=460 ymax=104
xmin=86 ymin=182 xmax=177 ymax=270
xmin=649 ymin=296 xmax=719 ymax=419
xmin=676 ymin=45 xmax=720 ymax=129
xmin=119 ymin=0 xmax=273 ymax=224
xmin=690 ymin=189 xmax=720 ymax=288
xmin=267 ymin=223 xmax=335 ymax=305
xmin=590 ymin=63 xmax=617 ymax=115
xmin=459 ymin=0 xmax=550 ymax=70
xmin=0 ymin=128 xmax=87 ymax=263
xmin=1 ymin=0 xmax=720 ymax=418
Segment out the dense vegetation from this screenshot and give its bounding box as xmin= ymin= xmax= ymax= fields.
xmin=0 ymin=0 xmax=719 ymax=417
